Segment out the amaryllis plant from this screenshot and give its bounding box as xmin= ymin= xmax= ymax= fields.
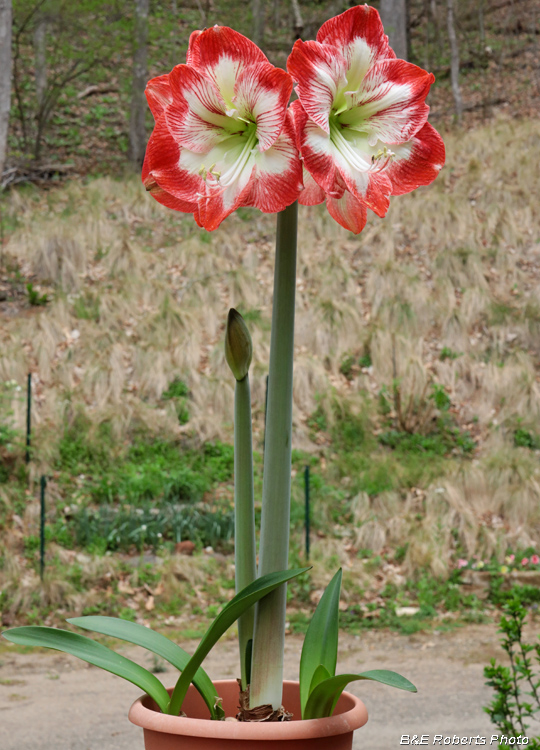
xmin=3 ymin=6 xmax=444 ymax=723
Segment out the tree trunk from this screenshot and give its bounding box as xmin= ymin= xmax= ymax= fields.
xmin=478 ymin=0 xmax=485 ymax=50
xmin=33 ymin=13 xmax=47 ymax=111
xmin=252 ymin=0 xmax=265 ymax=49
xmin=273 ymin=0 xmax=280 ymax=29
xmin=430 ymin=0 xmax=441 ymax=47
xmin=128 ymin=0 xmax=149 ymax=169
xmin=291 ymin=0 xmax=303 ymax=40
xmin=0 ymin=0 xmax=12 ymax=180
xmin=423 ymin=0 xmax=430 ymax=70
xmin=446 ymin=0 xmax=463 ymax=122
xmin=380 ymin=0 xmax=409 ymax=60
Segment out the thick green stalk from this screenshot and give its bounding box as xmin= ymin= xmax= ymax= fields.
xmin=250 ymin=202 xmax=298 ymax=710
xmin=234 ymin=373 xmax=257 ymax=689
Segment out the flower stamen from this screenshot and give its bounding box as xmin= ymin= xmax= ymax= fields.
xmin=213 ymin=124 xmax=258 ymax=190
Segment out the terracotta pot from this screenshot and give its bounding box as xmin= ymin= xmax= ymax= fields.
xmin=129 ymin=679 xmax=368 ymax=750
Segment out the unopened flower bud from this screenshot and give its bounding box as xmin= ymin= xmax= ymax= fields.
xmin=225 ymin=309 xmax=252 ymax=381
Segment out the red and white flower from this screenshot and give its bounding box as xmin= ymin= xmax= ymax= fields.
xmin=287 ymin=5 xmax=445 ymax=234
xmin=143 ymin=26 xmax=302 ymax=231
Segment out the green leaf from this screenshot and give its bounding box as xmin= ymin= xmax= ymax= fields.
xmin=299 ymin=568 xmax=341 ymax=717
xmin=67 ymin=616 xmax=221 ymax=720
xmin=304 ymin=670 xmax=418 ymax=720
xmin=309 ymin=664 xmax=332 ymax=694
xmin=1 ymin=626 xmax=170 ymax=713
xmin=168 ymin=567 xmax=310 ymax=716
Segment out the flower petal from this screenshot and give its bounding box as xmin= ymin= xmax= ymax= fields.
xmin=191 ymin=115 xmax=301 ymax=231
xmin=187 ymin=25 xmax=268 ymax=107
xmin=340 ymin=59 xmax=434 ymax=145
xmin=142 ymin=132 xmax=198 ymax=216
xmin=143 ymin=178 xmax=199 ymax=215
xmin=233 ymin=63 xmax=293 ymax=152
xmin=318 ymin=5 xmax=395 ymax=98
xmin=386 ymin=122 xmax=445 ymax=195
xmin=326 ymin=190 xmax=367 ymax=234
xmin=293 ymin=104 xmax=340 ymax=195
xmin=242 ymin=114 xmax=303 ymax=213
xmin=186 ymin=29 xmax=202 ymax=66
xmin=299 ymin=167 xmax=326 ymax=206
xmin=288 ymin=98 xmax=304 ymax=144
xmin=167 ymin=65 xmax=234 ymax=154
xmin=317 ymin=4 xmax=394 ymax=61
xmin=176 ymin=132 xmax=256 ymax=231
xmin=142 ymin=114 xmax=203 ymax=203
xmin=296 ymin=105 xmax=391 ymax=215
xmin=145 ymin=74 xmax=173 ymax=120
xmin=287 ymin=40 xmax=348 ymax=133
xmin=196 ymin=174 xmax=254 ymax=232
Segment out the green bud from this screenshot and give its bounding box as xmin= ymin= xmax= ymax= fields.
xmin=225 ymin=308 xmax=252 ymax=381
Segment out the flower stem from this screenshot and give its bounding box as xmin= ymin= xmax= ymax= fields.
xmin=234 ymin=373 xmax=257 ymax=690
xmin=250 ymin=201 xmax=298 ymax=710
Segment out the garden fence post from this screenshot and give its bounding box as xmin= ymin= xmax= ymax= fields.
xmin=25 ymin=372 xmax=31 ymax=463
xmin=40 ymin=475 xmax=46 ymax=580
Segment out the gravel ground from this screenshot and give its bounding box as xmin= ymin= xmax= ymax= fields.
xmin=1 ymin=624 xmax=533 ymax=750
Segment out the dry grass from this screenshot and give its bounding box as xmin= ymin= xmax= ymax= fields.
xmin=1 ymin=115 xmax=540 ymax=575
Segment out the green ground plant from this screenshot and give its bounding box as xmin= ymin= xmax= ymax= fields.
xmin=0 ymin=381 xmax=24 ymax=485
xmin=484 ymin=598 xmax=540 ymax=748
xmin=25 ymin=283 xmax=49 ymax=306
xmin=378 ymin=383 xmax=475 ymax=457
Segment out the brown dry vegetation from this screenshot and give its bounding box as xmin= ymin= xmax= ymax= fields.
xmin=1 ymin=114 xmax=540 ymax=612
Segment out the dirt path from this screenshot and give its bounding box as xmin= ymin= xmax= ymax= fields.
xmin=0 ymin=624 xmax=533 ymax=749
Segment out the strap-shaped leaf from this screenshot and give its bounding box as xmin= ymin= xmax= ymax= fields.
xmin=68 ymin=616 xmax=221 ymax=720
xmin=309 ymin=664 xmax=332 ymax=695
xmin=299 ymin=568 xmax=341 ymax=716
xmin=304 ymin=670 xmax=417 ymax=720
xmin=1 ymin=626 xmax=170 ymax=713
xmin=168 ymin=567 xmax=310 ymax=716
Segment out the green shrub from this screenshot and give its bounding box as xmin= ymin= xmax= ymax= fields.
xmin=484 ymin=598 xmax=540 ymax=748
xmin=514 ymin=428 xmax=540 ymax=450
xmin=339 ymin=354 xmax=356 ymax=379
xmin=161 ymin=378 xmax=191 ymax=425
xmin=307 ymin=404 xmax=327 ymax=434
xmin=26 ymin=283 xmax=48 ymax=306
xmin=439 ymin=347 xmax=461 ymax=361
xmin=161 ymin=378 xmax=189 ymax=400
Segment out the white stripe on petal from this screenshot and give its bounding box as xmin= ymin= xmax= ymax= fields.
xmin=233 ymin=67 xmax=286 ymax=152
xmin=335 ymin=38 xmax=379 ymax=111
xmin=205 ymin=55 xmax=242 ymax=108
xmin=339 ymin=81 xmax=413 ymax=144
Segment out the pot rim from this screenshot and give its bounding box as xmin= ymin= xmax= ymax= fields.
xmin=129 ymin=679 xmax=368 ymax=740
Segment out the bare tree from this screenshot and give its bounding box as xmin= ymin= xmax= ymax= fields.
xmin=430 ymin=0 xmax=440 ymax=46
xmin=291 ymin=0 xmax=303 ymax=40
xmin=129 ymin=0 xmax=149 ymax=169
xmin=0 ymin=0 xmax=12 ymax=180
xmin=478 ymin=0 xmax=485 ymax=50
xmin=33 ymin=10 xmax=47 ymax=111
xmin=380 ymin=0 xmax=409 ymax=60
xmin=252 ymin=0 xmax=265 ymax=49
xmin=446 ymin=0 xmax=463 ymax=122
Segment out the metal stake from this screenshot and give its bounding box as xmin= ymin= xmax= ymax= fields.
xmin=25 ymin=373 xmax=31 ymax=463
xmin=40 ymin=475 xmax=47 ymax=580
xmin=304 ymin=465 xmax=310 ymax=561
